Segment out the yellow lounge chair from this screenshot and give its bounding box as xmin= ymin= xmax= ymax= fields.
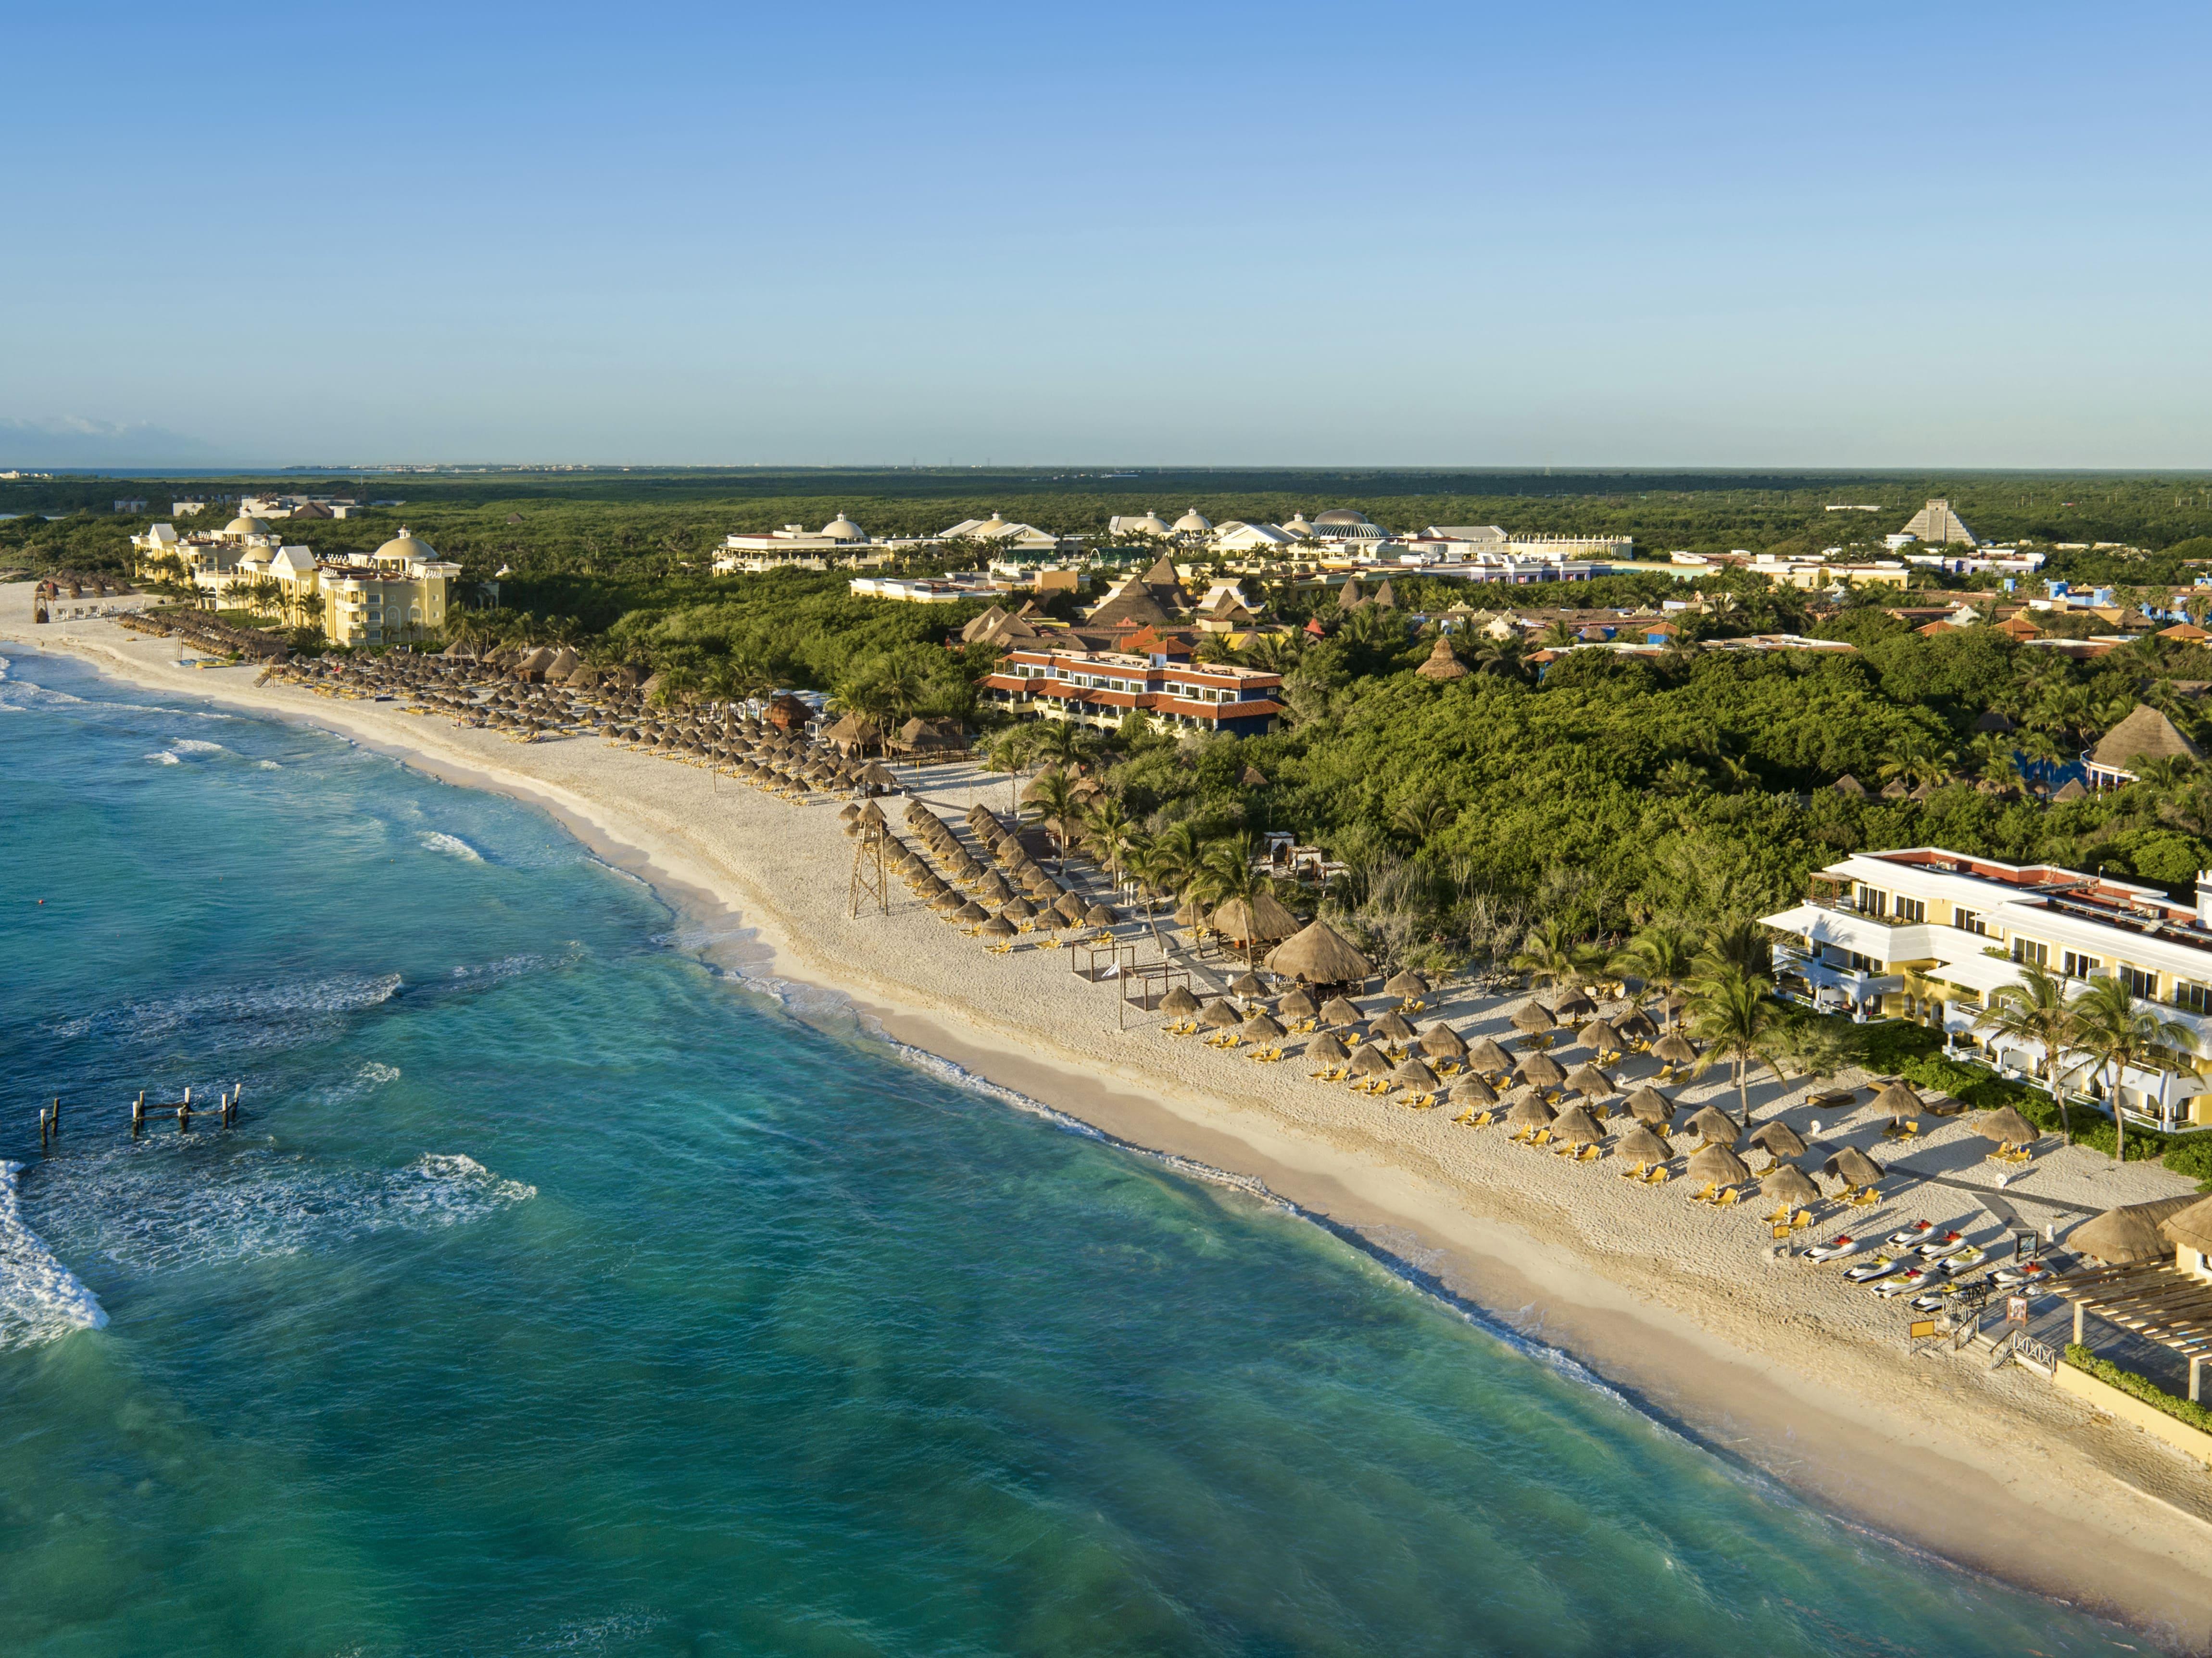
xmin=1577 ymin=1143 xmax=1601 ymax=1162
xmin=1688 ymin=1181 xmax=1716 ymax=1203
xmin=1772 ymin=1223 xmax=1792 ymax=1240
xmin=1645 ymin=1166 xmax=1670 ymax=1185
xmin=1530 ymin=1128 xmax=1552 ymax=1146
xmin=1715 ymin=1187 xmax=1740 ymax=1207
xmin=1790 ymin=1209 xmax=1813 ymax=1231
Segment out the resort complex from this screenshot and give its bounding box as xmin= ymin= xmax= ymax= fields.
xmin=129 ymin=518 xmax=462 ymax=647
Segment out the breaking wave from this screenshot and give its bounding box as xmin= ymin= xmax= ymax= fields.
xmin=46 ymin=971 xmax=405 ymax=1050
xmin=420 ymin=831 xmax=482 ymax=861
xmin=25 ymin=1146 xmax=537 ymax=1276
xmin=0 ymin=1162 xmax=109 ymax=1349
xmin=145 ymin=750 xmax=181 ymax=765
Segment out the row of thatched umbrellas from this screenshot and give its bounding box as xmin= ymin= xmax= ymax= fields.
xmin=845 ymin=798 xmax=1120 ymax=944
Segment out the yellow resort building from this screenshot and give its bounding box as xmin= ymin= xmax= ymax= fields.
xmin=1761 ymin=848 xmax=2212 ymax=1129
xmin=140 ymin=525 xmax=462 ymax=648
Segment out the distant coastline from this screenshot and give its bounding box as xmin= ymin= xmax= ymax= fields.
xmin=12 ymin=591 xmax=2212 ymax=1650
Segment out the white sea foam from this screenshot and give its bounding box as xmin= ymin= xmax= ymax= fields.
xmin=145 ymin=750 xmax=181 ymax=765
xmin=28 ymin=1145 xmax=536 ymax=1275
xmin=47 ymin=971 xmax=405 ymax=1048
xmin=169 ymin=738 xmax=223 ymax=755
xmin=0 ymin=1162 xmax=109 ymax=1349
xmin=310 ymin=1060 xmax=402 ymax=1107
xmin=420 ymin=830 xmax=482 ymax=860
xmin=256 ymin=759 xmax=282 ymax=770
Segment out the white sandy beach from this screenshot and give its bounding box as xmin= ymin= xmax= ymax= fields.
xmin=13 ymin=590 xmax=2212 ymax=1648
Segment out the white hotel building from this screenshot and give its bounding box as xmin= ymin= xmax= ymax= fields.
xmin=1760 ymin=848 xmax=2212 ymax=1130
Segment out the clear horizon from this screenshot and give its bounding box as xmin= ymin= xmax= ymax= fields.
xmin=6 ymin=1 xmax=2208 ymax=469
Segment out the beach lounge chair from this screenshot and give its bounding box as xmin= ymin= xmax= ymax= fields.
xmin=1688 ymin=1181 xmax=1716 ymax=1204
xmin=1644 ymin=1166 xmax=1670 ymax=1186
xmin=1715 ymin=1187 xmax=1740 ymax=1207
xmin=1848 ymin=1187 xmax=1880 ymax=1208
xmin=1764 ymin=1205 xmax=1791 ymax=1225
xmin=1575 ymin=1143 xmax=1600 ymax=1163
xmin=1790 ymin=1210 xmax=1812 ymax=1231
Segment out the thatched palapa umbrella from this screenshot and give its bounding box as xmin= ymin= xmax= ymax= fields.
xmin=1392 ymin=1056 xmax=1441 ymax=1093
xmin=1449 ymin=1072 xmax=1498 ymax=1106
xmin=1747 ymin=1120 xmax=1808 ymax=1160
xmin=1564 ymin=1063 xmax=1614 ymax=1100
xmin=1617 ymin=1124 xmax=1672 ymax=1168
xmin=1319 ymin=995 xmax=1364 ymax=1028
xmin=1371 ymin=1010 xmax=1417 ymax=1044
xmin=1083 ymin=902 xmax=1117 ymax=928
xmin=1688 ymin=1144 xmax=1752 ymax=1188
xmin=1682 ymin=1105 xmax=1738 ymax=1146
xmin=1350 ymin=1043 xmax=1394 ymax=1079
xmin=1159 ymin=986 xmax=1202 ymax=1018
xmin=1279 ymin=988 xmax=1318 ymax=1023
xmin=1552 ymin=1104 xmax=1606 ymax=1146
xmin=1973 ymin=1105 xmax=2038 ymax=1148
xmin=1201 ymin=999 xmax=1243 ymax=1031
xmin=1504 ymin=1090 xmax=1555 ymax=1130
xmin=979 ymin=915 xmax=1018 ymax=943
xmin=1243 ymin=1012 xmax=1287 ymax=1044
xmin=1466 ymin=1036 xmax=1515 ymax=1075
xmin=1653 ymin=1032 xmax=1698 ymax=1067
xmin=1419 ymin=1023 xmax=1469 ymax=1061
xmin=1516 ymin=1051 xmax=1566 ymax=1090
xmin=1231 ymin=971 xmax=1270 ymax=1000
xmin=1823 ymin=1146 xmax=1885 ymax=1190
xmin=1001 ymin=896 xmax=1036 ymax=923
xmin=1760 ymin=1164 xmax=1822 ymax=1208
xmin=1307 ymin=1030 xmax=1351 ymax=1066
xmin=1511 ymin=1001 xmax=1557 ymax=1035
xmin=1383 ymin=968 xmax=1429 ymax=1001
xmin=1264 ymin=918 xmax=1374 ymax=986
xmin=1624 ymin=1084 xmax=1673 ymax=1125
xmin=1577 ymin=1018 xmax=1623 ymax=1054
xmin=954 ymin=899 xmax=991 ymax=924
xmin=1871 ymin=1080 xmax=1924 ymax=1121
xmin=2061 ymin=1195 xmax=2193 ymax=1264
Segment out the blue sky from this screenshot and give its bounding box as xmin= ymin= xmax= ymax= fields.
xmin=4 ymin=1 xmax=2208 ymax=467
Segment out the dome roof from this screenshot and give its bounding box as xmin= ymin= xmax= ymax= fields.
xmin=1172 ymin=507 xmax=1212 ymax=534
xmin=225 ymin=514 xmax=273 ymax=536
xmin=1126 ymin=510 xmax=1172 ymax=536
xmin=1313 ymin=508 xmax=1370 ymax=526
xmin=374 ymin=527 xmax=436 ymax=562
xmin=819 ymin=513 xmax=865 ymax=541
xmin=973 ymin=513 xmax=1009 ymax=537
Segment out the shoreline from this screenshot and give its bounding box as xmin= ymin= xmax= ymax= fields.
xmin=12 ymin=605 xmax=2212 ymax=1648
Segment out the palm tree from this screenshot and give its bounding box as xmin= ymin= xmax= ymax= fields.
xmin=1390 ymin=797 xmax=1453 ymax=848
xmin=1698 ymin=918 xmax=1772 ymax=982
xmin=1030 ymin=719 xmax=1091 ymax=771
xmin=1021 ymin=768 xmax=1082 ymax=873
xmin=1082 ymin=797 xmax=1136 ymax=883
xmin=1472 ymin=634 xmax=1531 ymax=681
xmin=1877 ymin=728 xmax=1959 ymax=792
xmin=2067 ymin=974 xmax=2199 ymax=1163
xmin=1145 ymin=821 xmax=1210 ymax=905
xmin=1614 ymin=922 xmax=1697 ymax=1027
xmin=1974 ymin=962 xmax=2083 ymax=1143
xmin=1685 ymin=965 xmax=1786 ymax=1130
xmin=1512 ymin=917 xmax=1603 ymax=993
xmin=1537 ymin=618 xmax=1579 ymax=651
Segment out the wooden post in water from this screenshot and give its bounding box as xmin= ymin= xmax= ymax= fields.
xmin=178 ymin=1086 xmax=191 ymax=1132
xmin=132 ymin=1091 xmax=145 ymax=1138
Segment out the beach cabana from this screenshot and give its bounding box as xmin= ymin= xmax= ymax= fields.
xmin=1212 ymin=893 xmax=1303 ymax=964
xmin=1624 ymin=1085 xmax=1674 ymax=1125
xmin=1264 ymin=919 xmax=1374 ymax=986
xmin=1552 ymin=1105 xmax=1606 ymax=1147
xmin=1747 ymin=1121 xmax=1808 ymax=1160
xmin=1687 ymin=1144 xmax=1752 ymax=1189
xmin=1682 ymin=1105 xmax=1738 ymax=1146
xmin=1760 ymin=1164 xmax=1822 ymax=1208
xmin=1617 ymin=1124 xmax=1672 ymax=1169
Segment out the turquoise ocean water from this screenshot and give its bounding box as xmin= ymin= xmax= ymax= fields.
xmin=0 ymin=647 xmax=2145 ymax=1656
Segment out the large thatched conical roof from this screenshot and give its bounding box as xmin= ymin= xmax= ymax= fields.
xmin=2092 ymin=704 xmax=2201 ymax=774
xmin=2162 ymin=1196 xmax=2212 ymax=1257
xmin=1414 ymin=635 xmax=1469 ymax=681
xmin=1265 ymin=919 xmax=1374 ymax=984
xmin=2071 ymin=1194 xmax=2199 ymax=1264
xmin=1214 ymin=892 xmax=1302 ymax=946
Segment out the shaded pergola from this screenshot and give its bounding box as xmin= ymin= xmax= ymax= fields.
xmin=2053 ymin=1261 xmax=2212 ymax=1401
xmin=1116 ymin=961 xmax=1195 ymax=1028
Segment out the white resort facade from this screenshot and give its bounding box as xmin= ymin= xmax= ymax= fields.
xmin=1761 ymin=849 xmax=2212 ymax=1129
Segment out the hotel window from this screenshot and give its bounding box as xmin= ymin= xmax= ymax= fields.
xmin=1894 ymin=897 xmax=1926 ymax=924
xmin=2062 ymin=951 xmax=2102 ymax=980
xmin=2116 ymin=965 xmax=2156 ymax=999
xmin=1846 ymin=951 xmax=1883 ymax=973
xmin=1854 ymin=886 xmax=1888 ymax=917
xmin=2176 ymin=982 xmax=2212 ymax=1016
xmin=1953 ymin=907 xmax=1984 ymax=934
xmin=2012 ymin=939 xmax=2049 ymax=968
